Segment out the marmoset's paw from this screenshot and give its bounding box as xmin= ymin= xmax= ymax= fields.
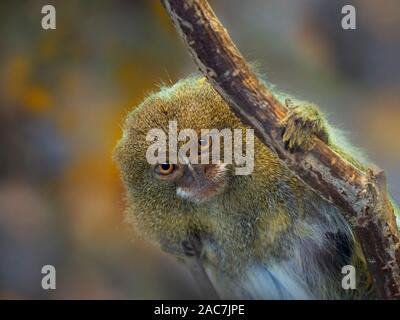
xmin=280 ymin=99 xmax=329 ymax=152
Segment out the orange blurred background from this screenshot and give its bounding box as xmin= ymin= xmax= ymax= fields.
xmin=0 ymin=0 xmax=399 ymax=299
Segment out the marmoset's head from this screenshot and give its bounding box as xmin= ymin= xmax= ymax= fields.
xmin=113 ymin=76 xmax=273 ymax=246
xmin=114 ymin=76 xmax=253 ymax=205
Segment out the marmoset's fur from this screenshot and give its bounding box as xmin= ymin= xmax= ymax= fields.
xmin=114 ymin=75 xmax=388 ymax=299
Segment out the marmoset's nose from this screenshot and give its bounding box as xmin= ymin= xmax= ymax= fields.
xmin=174 ymin=163 xmax=209 ymax=186
xmin=184 ymin=164 xmax=203 ymax=183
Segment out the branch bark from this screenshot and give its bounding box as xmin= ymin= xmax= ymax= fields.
xmin=161 ymin=0 xmax=400 ymax=299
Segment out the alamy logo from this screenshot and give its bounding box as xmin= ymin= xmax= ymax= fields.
xmin=341 ymin=5 xmax=356 ymax=30
xmin=146 ymin=121 xmax=255 ymax=175
xmin=41 ymin=265 xmax=56 ymax=290
xmin=341 ymin=265 xmax=356 ymax=290
xmin=41 ymin=5 xmax=56 ymax=30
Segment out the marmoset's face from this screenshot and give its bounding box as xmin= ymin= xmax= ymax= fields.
xmin=114 ymin=78 xmax=247 ymax=206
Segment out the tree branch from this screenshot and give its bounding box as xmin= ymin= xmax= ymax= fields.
xmin=161 ymin=0 xmax=400 ymax=299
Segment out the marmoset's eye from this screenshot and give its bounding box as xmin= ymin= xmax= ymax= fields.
xmin=157 ymin=163 xmax=174 ymax=175
xmin=199 ymin=137 xmax=211 ymax=151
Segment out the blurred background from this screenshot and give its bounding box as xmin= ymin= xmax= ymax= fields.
xmin=0 ymin=0 xmax=399 ymax=299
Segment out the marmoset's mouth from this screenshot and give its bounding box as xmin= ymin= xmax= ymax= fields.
xmin=176 ymin=163 xmax=227 ymax=203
